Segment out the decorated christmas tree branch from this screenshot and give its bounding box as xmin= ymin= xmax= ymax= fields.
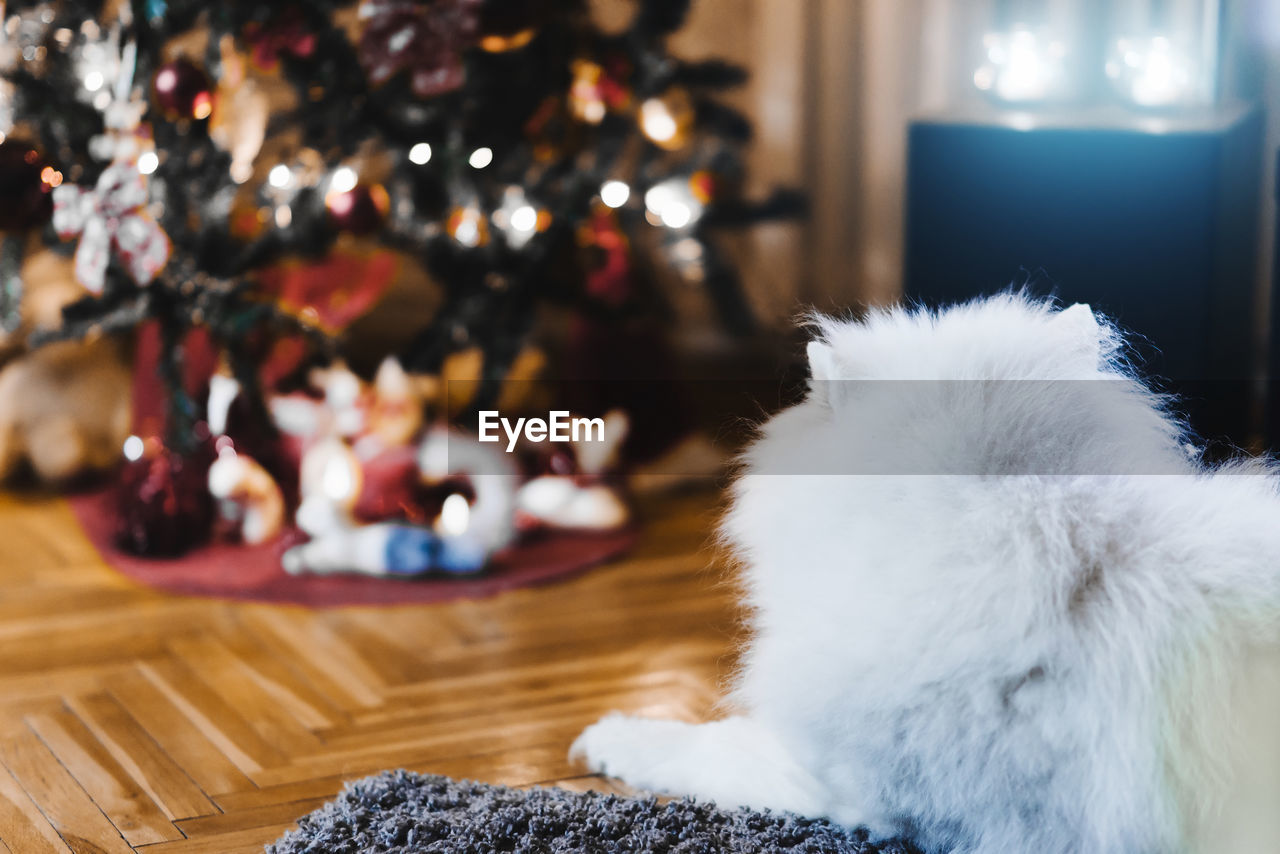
xmin=3 ymin=0 xmax=803 ymax=456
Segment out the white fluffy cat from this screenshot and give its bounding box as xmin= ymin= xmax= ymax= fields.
xmin=572 ymin=295 xmax=1280 ymax=853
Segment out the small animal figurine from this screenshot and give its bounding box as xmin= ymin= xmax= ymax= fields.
xmin=515 ymin=409 xmax=631 ymax=531
xmin=280 ymin=509 xmax=488 ymax=577
xmin=278 ymin=357 xmax=435 ymax=540
xmin=206 ymin=444 xmax=285 ymax=545
xmin=270 ymin=360 xmax=368 ymax=441
xmin=283 ymin=427 xmax=518 ymax=577
xmin=202 ymin=369 xmax=286 ymax=545
xmin=361 ymin=356 xmax=436 ymax=452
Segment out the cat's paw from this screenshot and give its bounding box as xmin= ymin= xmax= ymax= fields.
xmin=570 ymin=712 xmax=655 ymax=781
xmin=571 ymin=713 xmax=830 ymax=816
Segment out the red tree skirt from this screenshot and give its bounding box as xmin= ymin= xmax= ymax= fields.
xmin=68 ymin=490 xmax=639 ymax=607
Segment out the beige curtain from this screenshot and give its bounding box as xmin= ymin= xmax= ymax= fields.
xmin=663 ymin=0 xmax=974 ymax=327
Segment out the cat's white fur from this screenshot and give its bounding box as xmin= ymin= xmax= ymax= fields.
xmin=572 ymin=295 xmax=1280 ymax=853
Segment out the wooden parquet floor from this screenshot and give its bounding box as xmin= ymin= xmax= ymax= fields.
xmin=0 ymin=488 xmax=739 ymax=853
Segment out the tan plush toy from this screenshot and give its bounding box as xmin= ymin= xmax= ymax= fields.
xmin=0 ymin=250 xmax=132 ymax=483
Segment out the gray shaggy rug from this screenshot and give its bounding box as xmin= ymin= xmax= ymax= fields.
xmin=267 ymin=770 xmax=921 ymax=853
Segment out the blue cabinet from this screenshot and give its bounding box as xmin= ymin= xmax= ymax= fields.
xmin=905 ymin=103 xmax=1264 ymax=447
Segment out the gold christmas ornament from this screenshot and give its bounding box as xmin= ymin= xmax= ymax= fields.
xmin=639 ymin=87 xmax=693 ymax=150
xmin=446 ymin=205 xmax=489 ymax=248
xmin=478 ymin=28 xmax=536 ymax=53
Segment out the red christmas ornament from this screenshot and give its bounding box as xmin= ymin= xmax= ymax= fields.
xmin=689 ymin=169 xmax=718 ymax=204
xmin=0 ymin=140 xmax=58 ymax=231
xmin=568 ymin=57 xmax=631 ymax=124
xmin=113 ymin=439 xmax=216 ymax=557
xmin=359 ymin=0 xmax=478 ymax=98
xmin=325 ymin=182 xmax=390 ymax=235
xmin=243 ymin=9 xmax=317 ymax=72
xmin=578 ymin=207 xmax=632 ymax=306
xmin=152 ymin=58 xmax=214 ymax=121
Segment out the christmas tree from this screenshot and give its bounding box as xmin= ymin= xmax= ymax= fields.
xmin=0 ymin=0 xmax=799 ymax=561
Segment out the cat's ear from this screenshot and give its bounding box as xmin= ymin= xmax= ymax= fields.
xmin=1054 ymin=303 xmax=1103 ymax=363
xmin=807 ymin=340 xmax=838 ymax=383
xmin=807 ymin=339 xmax=849 ymax=408
xmin=1056 ymin=303 xmax=1099 ymax=336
